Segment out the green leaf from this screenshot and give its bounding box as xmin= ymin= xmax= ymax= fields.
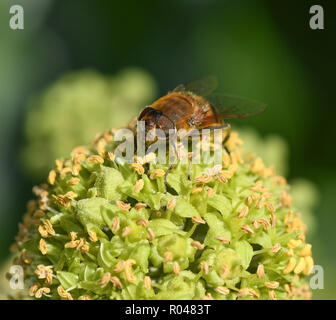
xmin=97 ymin=241 xmax=118 ymax=268
xmin=234 ymin=240 xmax=253 ymax=270
xmin=203 ymin=212 xmax=231 ymax=246
xmin=56 ymin=271 xmax=79 ymax=290
xmin=250 ymin=232 xmax=272 ymax=249
xmin=207 ymin=194 xmax=232 ymax=217
xmin=119 ymin=175 xmax=162 ymax=210
xmin=94 ymin=166 xmax=124 ymax=201
xmin=83 ymin=263 xmax=99 ymax=281
xmin=76 ymin=197 xmax=108 ymax=228
xmin=148 ymin=219 xmax=185 ymax=237
xmin=175 ymin=198 xmax=199 ymax=218
xmin=59 ymin=214 xmax=84 ymax=234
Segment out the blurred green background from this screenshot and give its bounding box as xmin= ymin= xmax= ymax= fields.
xmin=0 ymin=0 xmax=335 ymax=299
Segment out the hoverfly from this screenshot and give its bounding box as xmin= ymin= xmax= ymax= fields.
xmin=132 ymin=76 xmax=266 ymax=181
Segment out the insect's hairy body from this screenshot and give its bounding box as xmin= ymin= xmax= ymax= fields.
xmin=147 ymin=91 xmax=222 ymax=133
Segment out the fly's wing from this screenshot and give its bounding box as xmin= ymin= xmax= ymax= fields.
xmin=207 ymin=93 xmax=266 ymax=119
xmin=172 ymin=76 xmax=218 ymax=97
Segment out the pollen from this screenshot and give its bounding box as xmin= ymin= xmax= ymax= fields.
xmin=195 ymin=174 xmax=212 ymax=184
xmin=269 ymin=290 xmax=277 ymax=300
xmin=222 ymin=152 xmax=231 ymax=168
xmin=122 ymin=226 xmax=131 ymax=237
xmin=164 ymin=252 xmax=173 ymax=263
xmin=111 ymin=276 xmax=123 ymax=289
xmin=220 ymin=264 xmax=230 ymax=279
xmin=60 ymin=167 xmax=73 ymax=175
xmin=64 ymin=191 xmax=78 ymax=200
xmin=206 ymin=187 xmax=215 ymax=197
xmin=215 ymin=236 xmax=230 ymax=244
xmin=136 ymin=218 xmax=149 ymax=227
xmin=250 ymin=157 xmax=265 ymax=175
xmin=192 ymin=216 xmax=206 ymax=225
xmin=72 ymin=146 xmax=89 ymax=155
xmin=68 ymin=177 xmax=80 ymax=186
xmin=200 ymin=293 xmax=214 ymax=300
xmin=65 ymin=240 xmax=79 ymax=248
xmin=214 ymin=175 xmax=228 ymax=184
xmin=99 ymin=272 xmax=111 ymax=286
xmin=72 ymin=153 xmax=86 ymax=165
xmin=134 ymin=202 xmax=147 ymax=210
xmin=44 ymin=219 xmax=55 ymax=235
xmin=271 ymin=243 xmax=281 ymax=254
xmin=200 ymin=261 xmax=209 ymax=275
xmin=134 ymin=179 xmax=144 ymax=193
xmin=87 ymin=155 xmax=104 ymax=165
xmin=107 ymin=151 xmax=115 ymax=161
xmin=191 ymin=240 xmax=204 ymax=250
xmin=38 ymin=225 xmax=48 ymax=238
xmin=167 ymin=198 xmax=176 ymax=211
xmin=303 ymin=256 xmax=314 ymax=275
xmin=238 ymin=288 xmax=259 ymax=299
xmin=88 ymin=231 xmax=98 ymax=242
xmin=245 ymin=196 xmax=253 ymax=206
xmin=95 ymin=138 xmax=107 ymax=157
xmin=70 ymin=231 xmax=78 ymax=241
xmin=226 ymin=131 xmax=243 ymax=151
xmin=238 ymin=206 xmax=249 ymax=219
xmin=241 ymin=224 xmax=254 ymax=234
xmin=256 ymin=264 xmax=264 ymax=279
xmin=255 ymin=196 xmax=265 ymax=209
xmin=173 ymin=261 xmax=180 ymax=276
xmin=216 ymin=286 xmax=230 ymax=295
xmin=111 ymin=216 xmax=120 ymax=233
xmin=149 ymin=169 xmax=165 ymax=179
xmin=76 ymin=238 xmax=89 ymax=252
xmin=286 ymin=249 xmax=294 ymax=257
xmin=114 ymin=260 xmax=125 ymax=273
xmin=147 ymin=228 xmax=155 ymax=241
xmin=34 ymin=264 xmax=53 ymax=280
xmin=283 ymin=257 xmax=297 ymax=274
xmin=219 ymin=170 xmax=233 ymax=180
xmin=55 ymin=158 xmax=64 ymax=172
xmin=280 ymin=191 xmax=293 ymax=207
xmin=29 ymin=283 xmax=41 ymax=297
xmin=288 ymin=239 xmax=302 ymax=249
xmin=294 ymin=257 xmax=306 ymax=274
xmin=265 ymin=281 xmax=279 ymax=289
xmin=124 ymin=259 xmax=137 ymax=283
xmin=191 ymin=187 xmax=203 ymax=194
xmin=265 ymin=202 xmax=276 ymax=213
xmin=257 ymin=218 xmax=270 ymax=230
xmin=39 ymin=238 xmax=47 ymax=255
xmin=48 ymin=170 xmax=56 ymax=185
xmin=298 ymin=244 xmax=312 ymax=257
xmin=57 ymin=286 xmax=73 ymax=300
xmin=131 ymin=163 xmax=145 ymax=175
xmin=270 ymin=213 xmax=277 ymax=227
xmin=116 ymin=200 xmax=131 ymax=211
xmin=72 ymin=164 xmax=81 ymax=176
xmin=35 ymin=287 xmax=50 ymax=299
xmin=144 ymin=276 xmax=152 ymax=290
xmin=52 ymin=194 xmax=70 ymax=208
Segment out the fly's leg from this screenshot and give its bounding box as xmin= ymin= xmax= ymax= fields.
xmin=202 ymin=123 xmax=231 ymax=154
xmin=187 ymin=152 xmax=195 ymax=181
xmin=222 ymin=123 xmax=231 ymax=146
